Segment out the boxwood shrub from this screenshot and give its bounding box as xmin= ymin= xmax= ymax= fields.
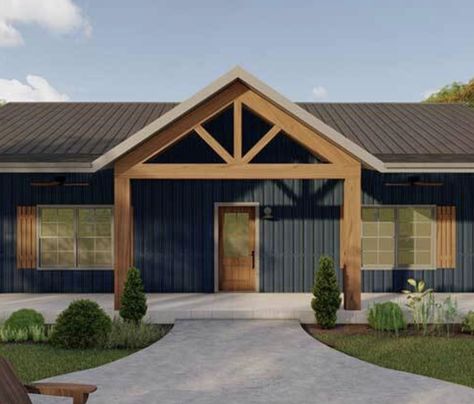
xmin=4 ymin=309 xmax=45 ymax=331
xmin=50 ymin=300 xmax=112 ymax=349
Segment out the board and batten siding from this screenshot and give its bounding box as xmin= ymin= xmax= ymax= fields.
xmin=0 ymin=171 xmax=114 ymax=293
xmin=2 ymin=169 xmax=474 ymax=294
xmin=132 ymin=179 xmax=342 ymax=292
xmin=361 ymin=170 xmax=474 ymax=293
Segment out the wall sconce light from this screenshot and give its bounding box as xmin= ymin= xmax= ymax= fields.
xmin=262 ymin=206 xmax=273 ymax=220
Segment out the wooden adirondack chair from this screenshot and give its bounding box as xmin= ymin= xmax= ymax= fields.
xmin=0 ymin=357 xmax=97 ymax=404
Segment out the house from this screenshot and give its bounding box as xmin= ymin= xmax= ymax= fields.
xmin=0 ymin=67 xmax=473 ymax=311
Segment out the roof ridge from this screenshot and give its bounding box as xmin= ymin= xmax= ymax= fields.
xmin=296 ymin=102 xmax=472 ymax=106
xmin=3 ymin=101 xmax=179 ymax=105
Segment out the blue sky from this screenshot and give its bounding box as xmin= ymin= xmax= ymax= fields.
xmin=1 ymin=0 xmax=474 ymax=102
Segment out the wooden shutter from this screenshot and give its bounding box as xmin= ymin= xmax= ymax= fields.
xmin=16 ymin=206 xmax=37 ymax=269
xmin=436 ymin=206 xmax=456 ymax=269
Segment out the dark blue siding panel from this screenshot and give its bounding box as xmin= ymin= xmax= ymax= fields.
xmin=362 ymin=170 xmax=474 ymax=293
xmin=0 ymin=170 xmax=114 ymax=293
xmin=3 ymin=167 xmax=474 ymax=294
xmin=132 ymin=179 xmax=343 ymax=293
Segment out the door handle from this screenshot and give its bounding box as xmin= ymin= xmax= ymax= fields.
xmin=251 ymin=250 xmax=255 ymax=269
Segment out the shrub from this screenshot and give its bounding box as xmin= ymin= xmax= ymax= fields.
xmin=120 ymin=267 xmax=147 ymax=324
xmin=462 ymin=311 xmax=474 ymax=335
xmin=368 ymin=302 xmax=406 ymax=334
xmin=50 ymin=300 xmax=112 ymax=349
xmin=0 ymin=327 xmax=28 ymax=342
xmin=4 ymin=309 xmax=44 ymax=331
xmin=30 ymin=325 xmax=49 ymax=343
xmin=433 ymin=296 xmax=458 ymax=337
xmin=311 ymin=256 xmax=341 ymax=329
xmin=106 ymin=318 xmax=169 ymax=349
xmin=402 ymin=278 xmax=435 ymax=335
xmin=0 ymin=325 xmax=49 ymax=343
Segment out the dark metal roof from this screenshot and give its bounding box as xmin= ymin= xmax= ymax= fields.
xmin=0 ymin=101 xmax=473 ymax=164
xmin=0 ymin=102 xmax=177 ymax=163
xmin=298 ymin=103 xmax=474 ymax=162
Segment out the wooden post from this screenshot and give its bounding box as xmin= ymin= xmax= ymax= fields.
xmin=234 ymin=101 xmax=242 ymax=160
xmin=114 ymin=175 xmax=131 ymax=310
xmin=342 ymin=171 xmax=362 ymax=310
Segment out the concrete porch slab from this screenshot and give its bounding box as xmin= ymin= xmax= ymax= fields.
xmin=1 ymin=292 xmax=474 ymax=324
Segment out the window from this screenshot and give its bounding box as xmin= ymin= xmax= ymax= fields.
xmin=362 ymin=206 xmax=435 ymax=269
xmin=362 ymin=208 xmax=395 ymax=268
xmin=38 ymin=206 xmax=113 ymax=269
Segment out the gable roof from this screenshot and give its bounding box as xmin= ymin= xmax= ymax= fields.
xmin=1 ymin=67 xmax=474 ymax=173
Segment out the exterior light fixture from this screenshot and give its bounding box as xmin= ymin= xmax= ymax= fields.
xmin=262 ymin=206 xmax=273 ymax=220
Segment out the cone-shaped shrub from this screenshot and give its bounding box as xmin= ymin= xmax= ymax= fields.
xmin=311 ymin=256 xmax=341 ymax=328
xmin=120 ymin=267 xmax=147 ymax=323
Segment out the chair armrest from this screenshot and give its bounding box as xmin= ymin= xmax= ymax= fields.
xmin=25 ymin=382 xmax=97 ymax=403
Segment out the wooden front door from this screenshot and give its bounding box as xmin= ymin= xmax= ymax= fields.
xmin=218 ymin=206 xmax=256 ymax=291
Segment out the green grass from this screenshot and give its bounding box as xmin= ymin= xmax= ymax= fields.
xmin=312 ymin=329 xmax=474 ymax=388
xmin=0 ymin=343 xmax=136 ymax=383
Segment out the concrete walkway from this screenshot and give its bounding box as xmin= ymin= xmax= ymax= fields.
xmin=31 ymin=320 xmax=474 ymax=404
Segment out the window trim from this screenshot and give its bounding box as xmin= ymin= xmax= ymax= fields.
xmin=361 ymin=205 xmax=437 ymax=271
xmin=37 ymin=205 xmax=114 ymax=271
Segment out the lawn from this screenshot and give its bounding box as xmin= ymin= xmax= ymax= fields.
xmin=0 ymin=343 xmax=136 ymax=383
xmin=306 ymin=325 xmax=474 ymax=389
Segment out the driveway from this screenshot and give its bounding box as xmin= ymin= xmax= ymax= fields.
xmin=31 ymin=320 xmax=474 ymax=404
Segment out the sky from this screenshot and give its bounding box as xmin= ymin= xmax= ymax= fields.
xmin=0 ymin=0 xmax=474 ymax=102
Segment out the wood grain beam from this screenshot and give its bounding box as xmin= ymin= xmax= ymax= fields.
xmin=241 ymin=125 xmax=280 ymax=164
xmin=123 ymin=163 xmax=354 ymax=179
xmin=238 ymin=91 xmax=358 ymax=166
xmin=114 ymin=175 xmax=131 ymax=310
xmin=234 ymin=101 xmax=242 ymax=160
xmin=342 ymin=170 xmax=362 ymax=310
xmin=115 ymin=82 xmax=249 ymax=174
xmin=195 ymin=125 xmax=234 ymax=163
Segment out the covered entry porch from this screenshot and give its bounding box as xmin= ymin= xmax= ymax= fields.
xmin=113 ymin=79 xmax=363 ymax=309
xmin=2 ymin=292 xmax=474 ymax=324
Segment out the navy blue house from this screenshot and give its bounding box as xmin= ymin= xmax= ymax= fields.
xmin=1 ymin=68 xmax=474 ymax=310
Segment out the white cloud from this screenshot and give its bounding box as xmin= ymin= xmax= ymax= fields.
xmin=422 ymin=88 xmax=440 ymax=100
xmin=0 ymin=0 xmax=91 ymax=47
xmin=0 ymin=75 xmax=69 ymax=102
xmin=312 ymin=85 xmax=328 ymax=100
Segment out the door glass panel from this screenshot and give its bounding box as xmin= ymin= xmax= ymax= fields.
xmin=223 ymin=212 xmax=250 ymax=257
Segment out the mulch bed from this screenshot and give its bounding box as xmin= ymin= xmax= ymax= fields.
xmin=304 ymin=323 xmax=472 ymax=339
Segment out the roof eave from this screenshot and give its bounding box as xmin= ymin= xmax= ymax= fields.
xmin=0 ymin=162 xmax=95 ymax=173
xmin=382 ymin=162 xmax=474 ymax=173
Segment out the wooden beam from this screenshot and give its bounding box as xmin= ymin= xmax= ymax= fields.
xmin=342 ymin=170 xmax=362 ymax=310
xmin=241 ymin=125 xmax=280 ymax=163
xmin=123 ymin=163 xmax=354 ymax=179
xmin=114 ymin=175 xmax=132 ymax=310
xmin=234 ymin=101 xmax=242 ymax=160
xmin=115 ymin=82 xmax=249 ymax=174
xmin=194 ymin=125 xmax=234 ymax=163
xmin=238 ymin=91 xmax=358 ymax=166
